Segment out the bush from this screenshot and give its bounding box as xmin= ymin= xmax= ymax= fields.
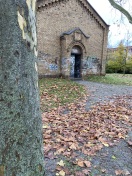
xmin=106 ymin=43 xmax=132 ymax=74
xmin=106 ymin=60 xmax=123 ymax=73
xmin=125 ymin=59 xmax=132 ymax=73
xmin=106 ymin=59 xmax=132 ymax=74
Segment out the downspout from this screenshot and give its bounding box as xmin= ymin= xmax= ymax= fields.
xmin=100 ymin=26 xmax=109 ymax=75
xmin=100 ymin=28 xmax=105 ymax=76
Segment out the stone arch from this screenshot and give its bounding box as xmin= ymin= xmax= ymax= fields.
xmin=67 ymin=41 xmax=86 ymax=55
xmin=71 ymin=45 xmax=82 ymax=55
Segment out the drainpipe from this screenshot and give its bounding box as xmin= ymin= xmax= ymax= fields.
xmin=101 ymin=27 xmax=109 ymax=76
xmin=100 ymin=28 xmax=105 ymax=76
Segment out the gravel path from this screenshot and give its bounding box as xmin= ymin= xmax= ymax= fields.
xmin=76 ymin=81 xmax=132 ymax=176
xmin=76 ymin=81 xmax=132 ymax=110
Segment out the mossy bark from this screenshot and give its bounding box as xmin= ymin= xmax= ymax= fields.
xmin=0 ymin=0 xmax=45 ymax=175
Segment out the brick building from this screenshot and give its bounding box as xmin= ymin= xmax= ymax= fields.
xmin=37 ymin=0 xmax=109 ymax=78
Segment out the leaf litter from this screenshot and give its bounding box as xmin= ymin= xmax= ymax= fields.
xmin=42 ymin=94 xmax=132 ymax=175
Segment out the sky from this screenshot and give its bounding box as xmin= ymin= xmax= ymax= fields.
xmin=88 ymin=0 xmax=132 ymax=47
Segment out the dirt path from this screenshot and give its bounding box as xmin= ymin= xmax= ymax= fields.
xmin=44 ymin=81 xmax=132 ymax=176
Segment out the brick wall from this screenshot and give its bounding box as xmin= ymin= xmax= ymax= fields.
xmin=37 ymin=0 xmax=109 ymax=77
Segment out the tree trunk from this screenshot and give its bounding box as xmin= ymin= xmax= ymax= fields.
xmin=0 ymin=0 xmax=45 ymax=175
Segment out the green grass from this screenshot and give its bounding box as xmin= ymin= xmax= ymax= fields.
xmin=39 ymin=78 xmax=86 ymax=112
xmin=84 ymin=74 xmax=132 ymax=86
xmin=39 ymin=74 xmax=132 ymax=111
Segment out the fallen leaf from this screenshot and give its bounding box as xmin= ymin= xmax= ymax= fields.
xmin=84 ymin=160 xmax=91 ymax=168
xmin=42 ymin=125 xmax=49 ymax=129
xmin=56 ymin=148 xmax=65 ymax=154
xmin=77 ymin=160 xmax=84 ymax=167
xmin=57 ymin=160 xmax=65 ymax=167
xmin=58 ymin=170 xmax=65 ymax=176
xmin=123 ymin=170 xmax=131 ymax=175
xmin=69 ymin=143 xmax=77 ymax=150
xmin=115 ymin=170 xmax=123 ymax=175
xmin=56 ymin=166 xmax=63 ymax=171
xmin=82 ymin=169 xmax=90 ymax=174
xmin=101 ymin=169 xmax=106 ymax=173
xmin=102 ymin=142 xmax=109 ymax=147
xmin=41 ymin=93 xmax=132 ymax=167
xmin=112 ymin=155 xmax=117 ymax=159
xmin=118 ymin=133 xmax=125 ymax=139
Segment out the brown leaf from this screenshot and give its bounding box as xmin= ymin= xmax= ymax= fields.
xmin=58 ymin=170 xmax=65 ymax=176
xmin=115 ymin=170 xmax=123 ymax=175
xmin=41 ymin=93 xmax=132 ymax=164
xmin=82 ymin=169 xmax=90 ymax=174
xmin=77 ymin=160 xmax=85 ymax=167
xmin=84 ymin=160 xmax=91 ymax=168
xmin=118 ymin=133 xmax=125 ymax=139
xmin=56 ymin=166 xmax=63 ymax=171
xmin=56 ymin=148 xmax=65 ymax=154
xmin=69 ymin=143 xmax=77 ymax=150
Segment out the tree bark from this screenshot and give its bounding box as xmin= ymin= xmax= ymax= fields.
xmin=0 ymin=0 xmax=45 ymax=175
xmin=108 ymin=0 xmax=132 ymax=24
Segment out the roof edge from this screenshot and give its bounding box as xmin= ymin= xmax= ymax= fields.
xmin=37 ymin=0 xmax=110 ymax=28
xmin=83 ymin=0 xmax=109 ymax=27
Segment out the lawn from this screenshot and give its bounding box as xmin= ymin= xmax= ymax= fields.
xmin=39 ymin=74 xmax=132 ymax=111
xmin=39 ymin=78 xmax=86 ymax=112
xmin=84 ymin=74 xmax=132 ymax=86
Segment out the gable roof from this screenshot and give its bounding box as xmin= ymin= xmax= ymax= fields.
xmin=37 ymin=0 xmax=109 ymax=28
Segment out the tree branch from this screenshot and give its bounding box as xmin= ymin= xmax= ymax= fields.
xmin=108 ymin=0 xmax=132 ymax=24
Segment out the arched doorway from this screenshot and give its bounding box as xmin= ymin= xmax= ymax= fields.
xmin=70 ymin=46 xmax=82 ymax=78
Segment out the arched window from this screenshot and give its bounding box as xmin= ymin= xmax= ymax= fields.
xmin=71 ymin=46 xmax=82 ymax=55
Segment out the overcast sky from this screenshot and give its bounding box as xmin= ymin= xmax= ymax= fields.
xmin=88 ymin=0 xmax=132 ymax=47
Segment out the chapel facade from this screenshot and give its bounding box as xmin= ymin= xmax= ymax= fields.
xmin=37 ymin=0 xmax=109 ymax=78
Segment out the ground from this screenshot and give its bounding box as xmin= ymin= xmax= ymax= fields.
xmin=42 ymin=80 xmax=132 ymax=176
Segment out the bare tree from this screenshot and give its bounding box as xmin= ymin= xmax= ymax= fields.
xmin=108 ymin=0 xmax=132 ymax=24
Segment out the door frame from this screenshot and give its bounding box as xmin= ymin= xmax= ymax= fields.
xmin=70 ymin=45 xmax=82 ymax=78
